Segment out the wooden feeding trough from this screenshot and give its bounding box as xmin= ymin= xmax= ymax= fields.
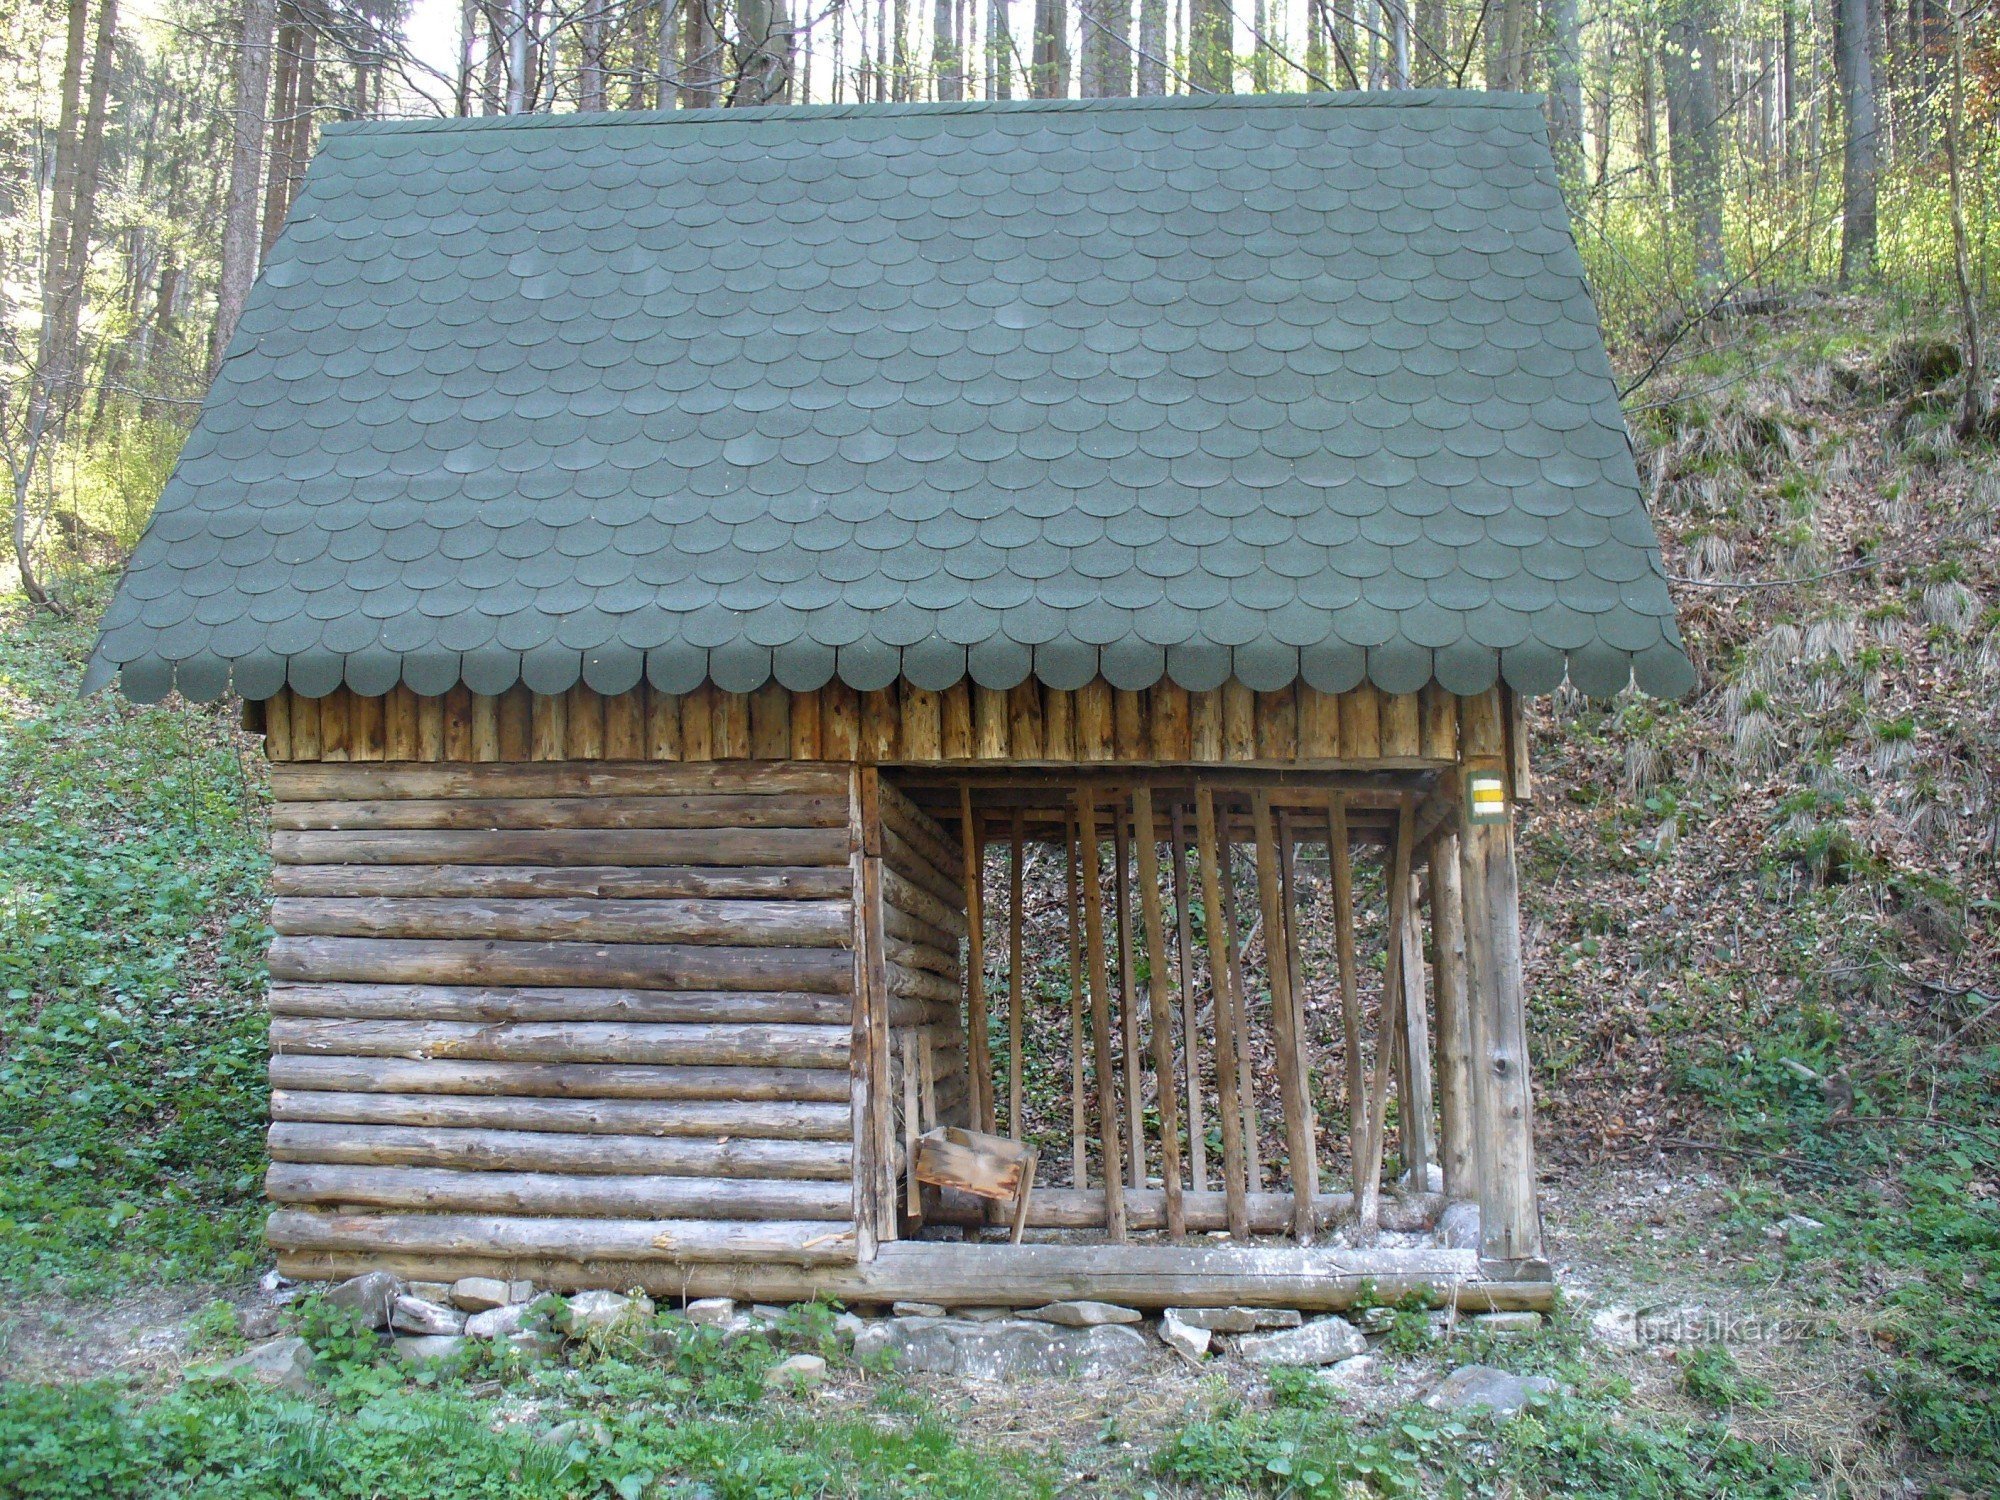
xmin=85 ymin=94 xmax=1693 ymax=1314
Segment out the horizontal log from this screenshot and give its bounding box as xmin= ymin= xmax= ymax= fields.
xmin=881 ymin=868 xmax=966 ymax=938
xmin=269 ymin=1017 xmax=850 ymax=1069
xmin=271 ymin=794 xmax=848 ymax=833
xmin=268 ymin=936 xmax=853 ymax=994
xmin=266 ymin=1210 xmax=858 ymax=1265
xmin=265 ymin=1162 xmax=852 ymax=1220
xmin=880 ymin=902 xmax=958 ymax=955
xmin=269 ymin=1240 xmax=1553 ymax=1310
xmin=270 ymin=864 xmax=852 ymax=902
xmin=1022 ymin=1188 xmax=1442 ymax=1234
xmin=269 ymin=762 xmax=847 ymax=802
xmin=886 ymin=963 xmax=959 ymax=1006
xmin=881 ymin=829 xmax=961 ymax=909
xmin=268 ymin=983 xmax=853 ymax=1026
xmin=271 ymin=1089 xmax=853 ymax=1140
xmin=884 ymin=937 xmax=957 ymax=978
xmin=268 ymin=1122 xmax=851 ymax=1180
xmin=269 ymin=1054 xmax=851 ymax=1103
xmin=876 ymin=782 xmax=962 ymax=881
xmin=271 ymin=897 xmax=853 ymax=949
xmin=273 ymin=827 xmax=852 ymax=869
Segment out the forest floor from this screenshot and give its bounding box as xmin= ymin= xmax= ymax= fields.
xmin=0 ymin=300 xmax=1994 ymax=1497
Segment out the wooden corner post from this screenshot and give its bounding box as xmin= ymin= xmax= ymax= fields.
xmin=1456 ymin=690 xmax=1548 ymax=1276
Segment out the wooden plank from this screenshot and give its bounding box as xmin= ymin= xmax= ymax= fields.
xmin=1399 ymin=870 xmax=1435 ymax=1189
xmin=291 ymin=692 xmax=322 ymax=761
xmin=1016 ymin=1187 xmax=1442 ymax=1235
xmin=1112 ymin=689 xmax=1145 ymax=762
xmin=1168 ymin=803 xmax=1206 ymax=1194
xmin=856 ymin=768 xmax=896 ymax=1248
xmin=271 ymin=826 xmax=852 ymax=869
xmin=1252 ymin=792 xmax=1315 ymax=1241
xmin=266 ymin=935 xmax=853 ymax=994
xmin=269 ymin=1016 xmax=851 ymax=1068
xmin=719 ymin=689 xmax=755 ymax=759
xmin=468 ymin=693 xmax=500 ymax=763
xmin=748 ymin=682 xmax=789 ymax=760
xmin=414 ymin=692 xmax=445 ymax=763
xmin=1112 ymin=805 xmax=1143 ymax=1190
xmin=1131 ymin=789 xmax=1186 ymax=1239
xmin=1429 ymin=832 xmax=1473 ymax=1199
xmin=268 ymin=1053 xmax=853 ymax=1102
xmin=899 ymin=686 xmax=942 ymax=761
xmin=601 ymin=689 xmax=642 ymax=761
xmin=268 ymin=1122 xmax=852 ymax=1180
xmin=973 ymin=686 xmax=1009 ymax=760
xmin=1149 ymin=682 xmax=1191 ymax=761
xmin=1329 ymin=793 xmax=1369 ymax=1219
xmin=1042 ymin=688 xmax=1075 ymax=761
xmin=789 ymin=690 xmax=822 ymax=760
xmin=1076 ymin=681 xmax=1113 ymax=762
xmin=270 ymin=1089 xmax=853 ymax=1140
xmin=270 ymin=896 xmax=852 ymax=948
xmin=679 ymin=684 xmax=714 ymax=762
xmin=1339 ymin=684 xmax=1382 ymax=760
xmin=529 ymin=690 xmax=566 ymax=762
xmin=1358 ymin=798 xmax=1417 ymax=1239
xmin=1216 ymin=818 xmax=1259 ymax=1189
xmin=319 ymin=691 xmax=352 ymax=762
xmin=913 ymin=1126 xmax=1033 ymax=1200
xmin=269 ymin=864 xmax=849 ymax=901
xmin=267 ymin=1210 xmax=858 ymax=1265
xmin=564 ymin=685 xmax=603 ymax=760
xmin=266 ymin=1163 xmax=856 ymax=1222
xmin=1254 ymin=685 xmax=1297 ymax=761
xmin=820 ymin=682 xmax=859 ymax=761
xmin=1419 ymin=684 xmax=1458 ymax=762
xmin=1276 ymin=810 xmax=1319 ymax=1199
xmin=1194 ymin=786 xmax=1249 ymax=1239
xmin=1063 ymin=812 xmax=1087 ymax=1185
xmin=1505 ymin=687 xmax=1533 ymax=801
xmin=498 ymin=684 xmax=533 ymax=762
xmin=1221 ymin=682 xmax=1256 ymax=761
xmin=270 ymin=761 xmax=846 ymax=801
xmin=351 ymin=692 xmax=385 ymax=762
xmin=1006 ymin=682 xmax=1043 ymax=759
xmin=264 ymin=691 xmax=292 ymax=761
xmin=1008 ymin=811 xmax=1025 ymax=1140
xmin=381 ymin=686 xmax=416 ymax=762
xmin=268 ymin=982 xmax=854 ymax=1025
xmin=860 ymin=688 xmax=899 ymax=762
xmin=1298 ymin=686 xmax=1340 ymax=760
xmin=272 ymin=793 xmax=849 ymax=832
xmin=940 ymin=682 xmax=973 ymax=760
xmin=1074 ymin=792 xmax=1125 ymax=1238
xmin=901 ymin=1031 xmax=921 ymax=1217
xmin=1380 ymin=691 xmax=1421 ymax=759
xmin=1189 ymin=689 xmax=1222 ymax=761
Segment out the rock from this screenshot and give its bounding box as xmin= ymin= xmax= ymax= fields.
xmin=1764 ymin=1213 xmax=1827 ymax=1242
xmin=539 ymin=1419 xmax=611 ymax=1450
xmin=393 ymin=1335 xmax=467 ymax=1364
xmin=565 ymin=1290 xmax=653 ymax=1335
xmin=408 ymin=1281 xmax=455 ymax=1304
xmin=893 ymin=1300 xmax=949 ymax=1318
xmin=684 ymin=1297 xmax=738 ymax=1327
xmin=258 ymin=1269 xmax=292 ymax=1296
xmin=1424 ymin=1365 xmax=1557 ymax=1421
xmin=861 ymin=1318 xmax=1154 ymax=1380
xmin=324 ymin=1271 xmax=400 ymax=1330
xmin=1019 ymin=1300 xmax=1143 ymax=1327
xmin=191 ymin=1337 xmax=317 ymax=1394
xmin=833 ymin=1311 xmax=870 ymax=1340
xmin=1159 ymin=1310 xmax=1211 ymax=1363
xmin=1162 ymin=1306 xmax=1299 ymax=1334
xmin=451 ymin=1277 xmax=513 ymax=1312
xmin=1351 ymin=1305 xmax=1397 ymax=1334
xmin=1589 ymin=1306 xmax=1639 ymax=1348
xmin=464 ymin=1304 xmax=529 ymax=1339
xmin=507 ymin=1327 xmax=562 ymax=1357
xmin=770 ymin=1353 xmax=828 ymax=1386
xmin=391 ymin=1295 xmax=466 ymax=1337
xmin=1317 ymin=1354 xmax=1379 ymax=1390
xmin=751 ymin=1304 xmax=788 ymax=1322
xmin=508 ymin=1279 xmax=537 ymax=1304
xmin=1237 ymin=1316 xmax=1368 ymax=1367
xmin=1436 ymin=1201 xmax=1481 ymax=1251
xmin=956 ymin=1307 xmax=1013 ymax=1322
xmin=1473 ymin=1311 xmax=1543 ymax=1336
xmin=235 ymin=1305 xmax=281 ymax=1341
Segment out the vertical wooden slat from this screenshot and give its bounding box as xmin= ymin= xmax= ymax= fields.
xmin=1007 ymin=810 xmax=1025 ymax=1141
xmin=1149 ymin=681 xmax=1191 ymax=761
xmin=561 ymin=684 xmax=602 ymax=760
xmin=1381 ymin=691 xmax=1422 ymax=758
xmin=1277 ymin=808 xmax=1319 ymax=1199
xmin=1189 ymin=689 xmax=1223 ymax=761
xmin=349 ymin=693 xmax=384 ymax=761
xmin=1132 ymin=788 xmax=1186 ymax=1239
xmin=1358 ymin=797 xmax=1416 ymax=1239
xmin=860 ymin=688 xmax=898 ymax=763
xmin=1254 ymin=685 xmax=1297 ymax=761
xmin=1419 ymin=684 xmax=1458 ymax=762
xmin=713 ymin=689 xmax=750 ymax=759
xmin=749 ymin=681 xmax=790 ymax=760
xmin=973 ymin=686 xmax=1009 ymax=760
xmin=1194 ymin=786 xmax=1249 ymax=1239
xmin=263 ymin=691 xmax=292 ymax=761
xmin=1076 ymin=681 xmax=1113 ymax=762
xmin=1075 ymin=790 xmax=1126 ymax=1240
xmin=291 ymin=690 xmax=321 ymax=761
xmin=901 ymin=1030 xmax=922 ymax=1218
xmin=1006 ymin=681 xmax=1044 ymax=759
xmin=821 ymin=682 xmax=860 ymax=761
xmin=1430 ymin=832 xmax=1473 ymax=1198
xmin=529 ymin=692 xmax=565 ymax=762
xmin=1252 ymin=792 xmax=1315 ymax=1240
xmin=382 ymin=685 xmax=417 ymax=762
xmin=497 ymin=684 xmax=532 ymax=761
xmin=644 ymin=689 xmax=682 ymax=761
xmin=1169 ymin=803 xmax=1207 ymax=1193
xmin=1504 ymin=687 xmax=1534 ymax=801
xmin=1298 ymin=685 xmax=1341 ymax=759
xmin=1339 ymin=683 xmax=1382 ymax=760
xmin=415 ymin=693 xmax=444 ymax=763
xmin=468 ymin=693 xmax=499 ymax=762
xmin=318 ymin=690 xmax=351 ymax=762
xmin=1064 ymin=811 xmax=1087 ymax=1185
xmin=1221 ymin=682 xmax=1256 ymax=761
xmin=900 ymin=686 xmax=942 ymax=761
xmin=851 ymin=767 xmax=883 ymax=1256
xmin=1042 ymin=688 xmax=1075 ymax=761
xmin=1400 ymin=870 xmax=1435 ymax=1189
xmin=441 ymin=686 xmax=474 ymax=762
xmin=603 ymin=688 xmax=643 ymax=760
xmin=1113 ymin=804 xmax=1143 ymax=1191
xmin=1327 ymin=795 xmax=1367 ymax=1225
xmin=940 ymin=682 xmax=973 ymax=759
xmin=789 ymin=690 xmax=822 ymax=760
xmin=679 ymin=684 xmax=713 ymax=762
xmin=1112 ymin=688 xmax=1145 ymax=761
xmin=1217 ymin=826 xmax=1259 ymax=1189
xmin=959 ymin=787 xmax=994 ymax=1136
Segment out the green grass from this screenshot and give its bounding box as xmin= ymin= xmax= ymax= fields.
xmin=0 ymin=586 xmax=272 ymax=1291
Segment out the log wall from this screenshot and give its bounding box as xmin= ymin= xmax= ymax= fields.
xmin=253 ymin=678 xmax=1463 ymax=767
xmin=264 ymin=761 xmax=866 ymax=1272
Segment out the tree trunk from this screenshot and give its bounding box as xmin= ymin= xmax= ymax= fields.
xmin=1946 ymin=0 xmax=1989 ymax=437
xmin=262 ymin=12 xmax=300 ymax=251
xmin=934 ymin=0 xmax=961 ymax=97
xmin=1079 ymin=0 xmax=1130 ymax=94
xmin=580 ymin=0 xmax=608 ymax=108
xmin=1137 ymin=0 xmax=1165 ymax=93
xmin=1030 ymin=0 xmax=1068 ymax=96
xmin=215 ymin=0 xmax=277 ymax=367
xmin=1547 ymin=0 xmax=1582 ymax=171
xmin=1188 ymin=0 xmax=1227 ymax=90
xmin=683 ymin=0 xmax=719 ymax=104
xmin=1836 ymin=0 xmax=1879 ymax=283
xmin=1665 ymin=1 xmax=1725 ymax=284
xmin=735 ymin=0 xmax=794 ymax=101
xmin=658 ymin=0 xmax=682 ymax=103
xmin=987 ymin=0 xmax=1011 ymax=96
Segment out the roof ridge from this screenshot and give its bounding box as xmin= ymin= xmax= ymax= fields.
xmin=324 ymin=88 xmax=1539 ymax=139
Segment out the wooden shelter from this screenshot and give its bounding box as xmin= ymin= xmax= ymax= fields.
xmin=88 ymin=92 xmax=1692 ymax=1312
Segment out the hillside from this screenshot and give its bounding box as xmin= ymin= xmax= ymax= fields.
xmin=0 ymin=302 xmax=1994 ymax=1496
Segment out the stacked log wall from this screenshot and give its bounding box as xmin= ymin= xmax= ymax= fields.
xmin=263 ymin=761 xmax=865 ymax=1274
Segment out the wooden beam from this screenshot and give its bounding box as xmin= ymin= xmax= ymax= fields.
xmin=498 ymin=685 xmax=532 ymax=761
xmin=1326 ymin=795 xmax=1368 ymax=1227
xmin=1169 ymin=804 xmax=1207 ymax=1193
xmin=1132 ymin=789 xmax=1185 ymax=1239
xmin=1217 ymin=824 xmax=1259 ymax=1189
xmin=1194 ymin=786 xmax=1249 ymax=1239
xmin=1074 ymin=790 xmax=1126 ymax=1239
xmin=1064 ymin=812 xmax=1087 ymax=1186
xmin=1113 ymin=804 xmax=1143 ymax=1191
xmin=855 ymin=767 xmax=893 ymax=1251
xmin=1008 ymin=810 xmax=1025 ymax=1140
xmin=1400 ymin=871 xmax=1435 ymax=1190
xmin=959 ymin=787 xmax=994 ymax=1135
xmin=1358 ymin=798 xmax=1416 ymax=1239
xmin=1430 ymin=832 xmax=1473 ymax=1199
xmin=1252 ymin=793 xmax=1314 ymax=1241
xmin=1276 ymin=809 xmax=1319 ymax=1199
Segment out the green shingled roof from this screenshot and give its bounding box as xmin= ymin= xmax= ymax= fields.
xmin=87 ymin=91 xmax=1693 ymax=705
